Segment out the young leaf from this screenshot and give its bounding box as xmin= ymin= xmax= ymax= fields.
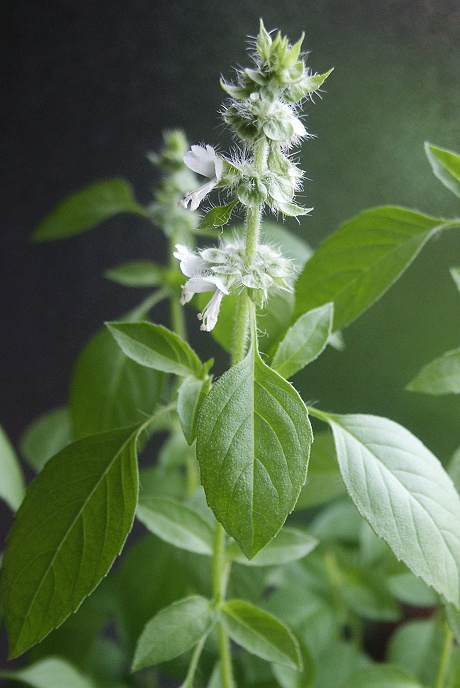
xmin=33 ymin=178 xmax=149 ymax=240
xmin=70 ymin=328 xmax=164 ymax=438
xmin=196 ymin=343 xmax=312 ymax=559
xmin=105 ymin=260 xmax=163 ymax=287
xmin=107 ymin=321 xmax=205 ymax=378
xmin=294 ymin=207 xmax=459 ymax=330
xmin=177 ymin=374 xmax=212 ymax=445
xmin=0 ymin=424 xmax=25 ymax=511
xmin=387 ymin=618 xmax=443 ymax=686
xmin=136 ymin=495 xmax=214 ymax=555
xmin=3 ymin=423 xmax=141 ymax=658
xmin=318 ymin=411 xmax=460 ymax=606
xmin=406 ymin=346 xmax=460 ymax=395
xmin=344 ymin=665 xmax=422 ymax=688
xmin=20 ymin=406 xmax=73 ymax=471
xmin=425 ymin=142 xmax=460 ymax=198
xmin=199 ymin=199 xmax=238 ymax=229
xmin=271 ymin=303 xmax=333 ymax=378
xmin=132 ymin=595 xmax=215 ymax=670
xmin=0 ymin=656 xmax=96 ymax=688
xmin=228 ymin=527 xmax=317 ymax=567
xmin=219 ymin=599 xmax=301 ymax=669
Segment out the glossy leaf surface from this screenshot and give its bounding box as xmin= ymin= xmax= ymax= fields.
xmin=294 ymin=207 xmax=458 ymax=330
xmin=219 ymin=599 xmax=301 ymax=669
xmin=3 ymin=424 xmax=141 ymax=657
xmin=107 ymin=321 xmax=205 ymax=378
xmin=196 ymin=344 xmax=312 ymax=558
xmin=132 ymin=595 xmax=215 ymax=670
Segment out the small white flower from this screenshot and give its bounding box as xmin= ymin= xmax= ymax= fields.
xmin=178 ymin=145 xmax=223 ymax=211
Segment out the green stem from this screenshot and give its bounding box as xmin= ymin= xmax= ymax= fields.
xmin=231 ymin=291 xmax=250 ymax=366
xmin=435 ymin=618 xmax=453 ymax=688
xmin=212 ymin=523 xmax=234 ymax=688
xmin=181 ymin=633 xmax=208 ymax=688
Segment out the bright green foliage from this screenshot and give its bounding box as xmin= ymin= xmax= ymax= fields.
xmin=177 ymin=374 xmax=212 ymax=444
xmin=228 ymin=527 xmax=317 ymax=566
xmin=0 ymin=657 xmax=97 ymax=688
xmin=136 ymin=495 xmax=215 ymax=554
xmin=425 ymin=142 xmax=460 ymax=198
xmin=105 ymin=260 xmax=164 ymax=286
xmin=271 ymin=302 xmax=333 ymax=378
xmin=33 ymin=178 xmax=149 ymax=240
xmin=294 ymin=207 xmax=459 ymax=330
xmin=319 ymin=411 xmax=460 ymax=606
xmin=407 ymin=346 xmax=460 ymax=394
xmin=219 ymin=599 xmax=302 ymax=669
xmin=344 ymin=664 xmax=422 ymax=688
xmin=199 ymin=200 xmax=238 ymax=229
xmin=132 ymin=595 xmax=216 ymax=670
xmin=107 ymin=321 xmax=207 ymax=378
xmin=295 ymin=431 xmax=346 ymax=508
xmin=387 ymin=618 xmax=444 ymax=685
xmin=20 ymin=407 xmax=72 ymax=471
xmin=196 ymin=341 xmax=312 ymax=558
xmin=3 ymin=424 xmax=141 ymax=657
xmin=71 ymin=328 xmax=164 ymax=437
xmin=0 ymin=424 xmax=25 ymax=511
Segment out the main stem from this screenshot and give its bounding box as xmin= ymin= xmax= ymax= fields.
xmin=435 ymin=618 xmax=453 ymax=688
xmin=212 ymin=522 xmax=234 ymax=688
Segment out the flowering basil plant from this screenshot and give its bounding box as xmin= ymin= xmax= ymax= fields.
xmin=2 ymin=20 xmax=460 ymax=688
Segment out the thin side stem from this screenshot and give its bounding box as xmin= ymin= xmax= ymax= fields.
xmin=181 ymin=633 xmax=207 ymax=688
xmin=435 ymin=618 xmax=454 ymax=688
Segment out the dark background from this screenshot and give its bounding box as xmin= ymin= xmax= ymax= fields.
xmin=1 ymin=0 xmax=460 ymax=668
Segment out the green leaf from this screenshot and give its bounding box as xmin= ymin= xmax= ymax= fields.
xmin=339 ymin=566 xmax=401 ymax=621
xmin=219 ymin=599 xmax=301 ymax=669
xmin=386 ymin=571 xmax=437 ymax=607
xmin=344 ymin=664 xmax=422 ymax=688
xmin=105 ymin=261 xmax=163 ymax=287
xmin=446 ymin=603 xmax=460 ymax=643
xmin=199 ymin=199 xmax=238 ymax=229
xmin=451 ymin=266 xmax=460 ymax=292
xmin=107 ymin=321 xmax=205 ymax=378
xmin=0 ymin=424 xmax=25 ymax=511
xmin=33 ymin=178 xmax=149 ymax=240
xmin=228 ymin=527 xmax=317 ymax=566
xmin=271 ymin=640 xmax=315 ymax=688
xmin=70 ymin=328 xmax=164 ymax=438
xmin=319 ymin=411 xmax=460 ymax=606
xmin=136 ymin=495 xmax=214 ymax=555
xmin=132 ymin=595 xmax=215 ymax=670
xmin=177 ymin=374 xmax=212 ymax=445
xmin=3 ymin=423 xmax=141 ymax=657
xmin=20 ymin=407 xmax=73 ymax=471
xmin=294 ymin=207 xmax=459 ymax=330
xmin=196 ymin=342 xmax=312 ymax=558
xmin=406 ymin=346 xmax=460 ymax=395
xmin=425 ymin=142 xmax=460 ymax=198
xmin=315 ymin=640 xmax=371 ymax=688
xmin=0 ymin=657 xmax=97 ymax=688
xmin=271 ymin=303 xmax=333 ymax=378
xmin=387 ymin=619 xmax=443 ymax=686
xmin=277 ymin=202 xmax=313 ymax=217
xmin=295 ymin=432 xmax=345 ymax=509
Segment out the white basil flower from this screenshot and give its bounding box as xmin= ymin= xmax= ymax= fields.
xmin=178 ymin=145 xmax=223 ymax=211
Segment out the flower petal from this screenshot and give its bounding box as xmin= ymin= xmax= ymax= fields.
xmin=184 ymin=145 xmax=219 ymax=178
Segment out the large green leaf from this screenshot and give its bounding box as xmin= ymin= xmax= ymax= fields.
xmin=0 ymin=657 xmax=96 ymax=688
xmin=33 ymin=178 xmax=149 ymax=240
xmin=317 ymin=411 xmax=460 ymax=606
xmin=20 ymin=407 xmax=73 ymax=471
xmin=344 ymin=665 xmax=422 ymax=688
xmin=196 ymin=342 xmax=312 ymax=558
xmin=0 ymin=424 xmax=25 ymax=511
xmin=425 ymin=142 xmax=460 ymax=198
xmin=136 ymin=495 xmax=215 ymax=555
xmin=406 ymin=346 xmax=460 ymax=395
xmin=219 ymin=599 xmax=301 ymax=669
xmin=294 ymin=207 xmax=459 ymax=330
xmin=70 ymin=328 xmax=164 ymax=438
xmin=107 ymin=321 xmax=206 ymax=378
xmin=228 ymin=527 xmax=317 ymax=567
xmin=3 ymin=424 xmax=141 ymax=657
xmin=271 ymin=302 xmax=333 ymax=378
xmin=132 ymin=595 xmax=215 ymax=670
